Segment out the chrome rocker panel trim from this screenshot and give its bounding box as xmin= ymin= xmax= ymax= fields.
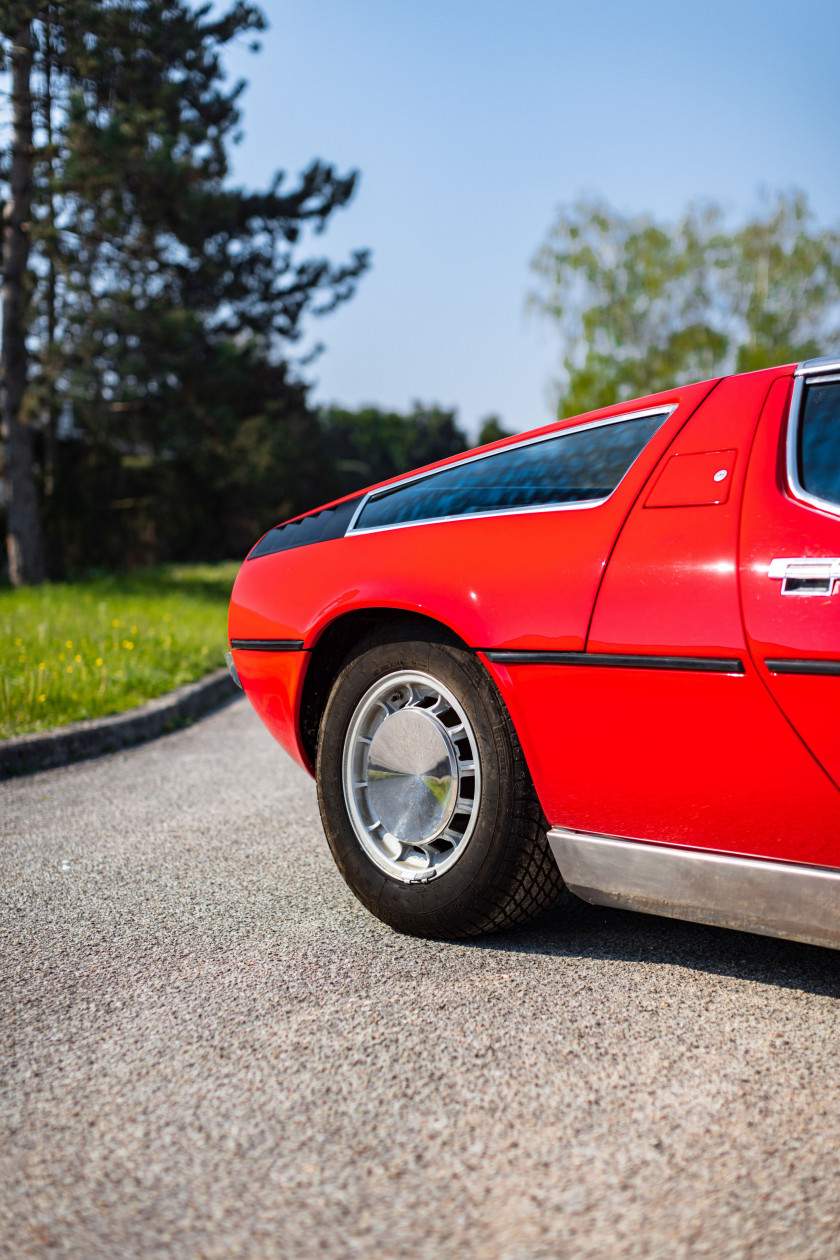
xmin=547 ymin=827 xmax=840 ymax=950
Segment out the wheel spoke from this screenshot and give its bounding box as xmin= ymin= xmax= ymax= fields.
xmin=380 ymin=831 xmax=404 ymax=860
xmin=403 ymin=845 xmax=431 ymax=869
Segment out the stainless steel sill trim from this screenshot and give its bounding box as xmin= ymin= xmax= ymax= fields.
xmin=345 ymin=405 xmax=677 ymax=536
xmin=548 ymin=827 xmax=840 ymax=951
xmin=229 ymin=639 xmax=306 ymax=652
xmin=786 ymin=366 xmax=840 ymax=519
xmin=224 ymin=650 xmax=243 ymax=689
xmin=765 ymin=657 xmax=840 ymax=676
xmin=483 ymin=650 xmax=744 ymax=673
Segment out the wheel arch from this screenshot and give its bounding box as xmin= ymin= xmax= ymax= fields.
xmin=299 ymin=608 xmax=470 ymax=767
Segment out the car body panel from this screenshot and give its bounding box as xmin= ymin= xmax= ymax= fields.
xmin=228 ymin=380 xmax=716 ymax=655
xmin=484 ymin=654 xmax=840 ymax=867
xmin=740 ymin=375 xmax=840 ymax=789
xmin=490 ymin=366 xmax=840 ymax=868
xmin=228 ymin=360 xmax=840 ymax=906
xmin=232 ymin=647 xmax=310 ymax=770
xmin=587 ymin=369 xmax=773 ymax=658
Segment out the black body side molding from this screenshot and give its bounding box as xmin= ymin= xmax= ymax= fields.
xmin=230 ymin=639 xmax=306 ymax=652
xmin=483 ymin=650 xmax=745 ymax=673
xmin=765 ymin=658 xmax=840 ymax=676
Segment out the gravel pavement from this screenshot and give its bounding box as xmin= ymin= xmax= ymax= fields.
xmin=2 ymin=697 xmax=840 ymax=1260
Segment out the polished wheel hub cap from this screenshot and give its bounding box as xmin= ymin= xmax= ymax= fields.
xmin=342 ymin=670 xmax=482 ymax=882
xmin=366 ymin=708 xmax=458 ymax=843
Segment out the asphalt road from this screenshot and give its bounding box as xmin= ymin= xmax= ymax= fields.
xmin=2 ymin=697 xmax=840 ymax=1260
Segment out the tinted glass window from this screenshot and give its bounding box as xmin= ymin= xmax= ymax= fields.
xmin=800 ymin=380 xmax=840 ymax=508
xmin=355 ymin=412 xmax=667 ymax=530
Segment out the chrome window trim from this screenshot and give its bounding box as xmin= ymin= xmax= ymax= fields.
xmin=345 ymin=404 xmax=677 ymax=536
xmin=786 ymin=363 xmax=840 ymax=519
xmin=794 ymin=356 xmax=840 ymax=377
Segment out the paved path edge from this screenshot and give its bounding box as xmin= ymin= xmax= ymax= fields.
xmin=0 ymin=668 xmax=241 ymax=779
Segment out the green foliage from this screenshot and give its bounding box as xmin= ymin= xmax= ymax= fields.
xmin=531 ymin=192 xmax=840 ymax=417
xmin=477 ymin=415 xmax=514 ymax=446
xmin=47 ymin=2 xmax=368 ymax=376
xmin=0 ymin=562 xmax=238 ymax=737
xmin=320 ymin=404 xmax=469 ymax=496
xmin=45 ymin=349 xmax=336 ymax=573
xmin=0 ymin=1 xmax=369 ymax=576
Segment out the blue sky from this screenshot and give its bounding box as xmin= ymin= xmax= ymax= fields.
xmin=223 ymin=0 xmax=840 ymax=436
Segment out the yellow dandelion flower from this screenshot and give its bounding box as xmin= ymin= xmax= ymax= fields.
xmin=131 ymin=625 xmax=137 ymax=633
xmin=74 ymin=654 xmax=82 ymax=664
xmin=66 ymin=665 xmax=73 ymax=674
xmin=112 ymin=619 xmax=120 ymax=628
xmin=95 ymin=658 xmax=103 ymax=667
xmin=38 ymin=662 xmax=45 ymax=670
xmin=38 ymin=694 xmax=46 ymax=703
xmin=65 ymin=640 xmax=73 ymax=649
xmin=123 ymin=640 xmax=134 ymax=650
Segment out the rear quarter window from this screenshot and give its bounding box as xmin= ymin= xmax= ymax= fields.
xmin=354 ymin=410 xmax=669 ymax=531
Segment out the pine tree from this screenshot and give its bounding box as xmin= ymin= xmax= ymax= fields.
xmin=0 ymin=2 xmax=369 ymax=580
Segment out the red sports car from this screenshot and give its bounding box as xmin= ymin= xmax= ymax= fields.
xmin=227 ymin=358 xmax=840 ymax=948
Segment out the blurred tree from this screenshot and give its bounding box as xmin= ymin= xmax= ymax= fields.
xmin=477 ymin=415 xmax=513 ymax=445
xmin=48 ymin=349 xmax=337 ymax=572
xmin=0 ymin=1 xmax=369 ymax=580
xmin=320 ymin=404 xmax=469 ymax=497
xmin=531 ymin=192 xmax=840 ymax=417
xmin=1 ymin=7 xmax=45 ymax=584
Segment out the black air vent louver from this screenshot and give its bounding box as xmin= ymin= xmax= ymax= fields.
xmin=247 ymin=495 xmax=362 ymax=559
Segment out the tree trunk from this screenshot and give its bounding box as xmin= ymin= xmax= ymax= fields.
xmin=2 ymin=17 xmax=46 ymax=585
xmin=43 ymin=9 xmax=59 ymax=500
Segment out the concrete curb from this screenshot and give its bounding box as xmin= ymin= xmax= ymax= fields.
xmin=0 ymin=668 xmax=242 ymax=780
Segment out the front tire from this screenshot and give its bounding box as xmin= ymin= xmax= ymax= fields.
xmin=316 ymin=631 xmax=565 ymax=938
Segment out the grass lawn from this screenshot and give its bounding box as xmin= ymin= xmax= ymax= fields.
xmin=1 ymin=562 xmax=240 ymax=739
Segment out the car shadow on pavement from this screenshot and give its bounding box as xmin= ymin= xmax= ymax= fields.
xmin=468 ymin=893 xmax=840 ymax=999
